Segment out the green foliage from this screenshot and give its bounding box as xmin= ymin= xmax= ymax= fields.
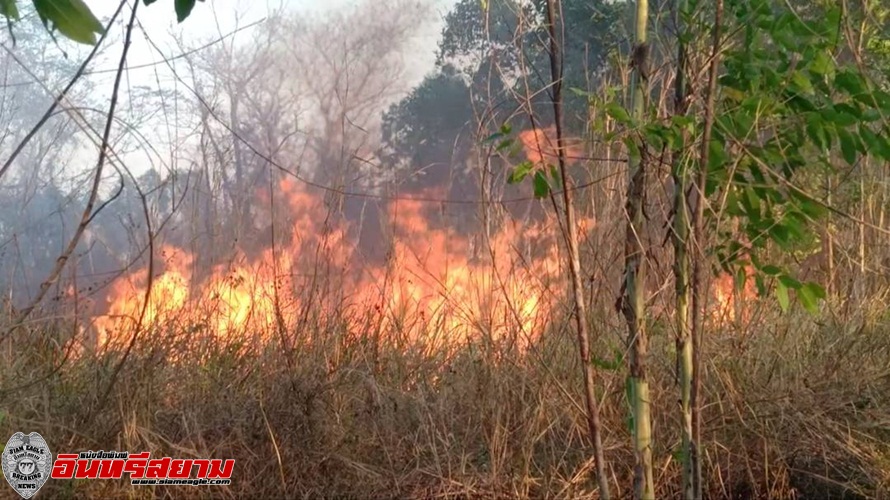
xmin=380 ymin=65 xmax=476 ymax=190
xmin=1 ymin=0 xmax=202 ymax=45
xmin=532 ymin=171 xmax=551 ymax=198
xmin=599 ymin=1 xmax=883 ymax=315
xmin=496 ymin=129 xmax=554 ymax=199
xmin=33 ymin=0 xmax=103 ymax=44
xmin=0 ymin=0 xmax=18 ymax=21
xmin=172 ymin=0 xmax=200 ymax=23
xmin=605 ymin=101 xmax=633 ymax=125
xmin=385 ymin=0 xmax=624 ymax=171
xmin=507 ymin=161 xmax=533 ymax=184
xmin=711 ymin=0 xmax=890 ymax=313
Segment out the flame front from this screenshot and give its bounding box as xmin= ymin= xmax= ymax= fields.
xmin=90 ymin=117 xmax=747 ymax=353
xmin=93 ymin=176 xmax=587 ymax=352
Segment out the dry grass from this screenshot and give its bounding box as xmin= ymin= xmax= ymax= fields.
xmin=0 ymin=295 xmax=888 ymax=499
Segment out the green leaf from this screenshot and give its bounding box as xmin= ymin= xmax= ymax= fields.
xmin=495 ymin=138 xmax=514 ymax=152
xmin=836 ymin=102 xmax=862 ymax=118
xmin=143 ymin=0 xmax=158 ymax=4
xmin=798 ymin=282 xmax=824 ymax=314
xmin=803 ymin=281 xmax=826 ymax=299
xmin=875 ymin=134 xmax=890 ymax=161
xmin=0 ymin=0 xmax=19 ymax=21
xmin=776 ymin=280 xmax=790 ymax=311
xmin=861 ymin=108 xmax=881 ymax=122
xmin=859 ymin=124 xmax=881 ymax=154
xmin=760 ymin=265 xmax=782 ymax=276
xmin=533 ymin=171 xmax=550 ymax=198
xmin=175 ymin=0 xmax=198 ymax=22
xmin=805 ymin=114 xmax=830 ymax=150
xmin=869 ymin=90 xmax=890 ymax=112
xmin=755 ymin=274 xmax=767 ymax=297
xmin=33 ymin=0 xmax=104 ymax=45
xmin=809 ymin=50 xmax=834 ymax=77
xmin=507 ymin=161 xmax=533 ymax=184
xmin=642 ymin=125 xmax=665 ymax=150
xmin=707 ymin=139 xmax=728 ymax=171
xmin=769 ymin=224 xmax=792 ymax=248
xmin=793 ymin=193 xmax=827 ymax=218
xmin=835 ymin=69 xmax=866 ymax=96
xmin=790 ymin=71 xmax=814 ymax=95
xmin=837 ymin=128 xmax=858 ymax=165
xmin=821 ymin=6 xmax=841 ymax=42
xmin=822 ymin=107 xmax=858 ymax=127
xmin=778 ymin=274 xmax=802 ymax=290
xmin=605 ymin=102 xmax=632 ymax=124
xmin=624 ymin=137 xmax=641 ymax=164
xmin=742 ymin=187 xmax=761 ymax=219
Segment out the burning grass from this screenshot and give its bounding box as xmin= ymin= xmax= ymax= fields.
xmin=0 ymin=176 xmax=887 ymax=498
xmin=0 ymin=292 xmax=888 ymax=499
xmin=86 ymin=178 xmax=582 ymax=356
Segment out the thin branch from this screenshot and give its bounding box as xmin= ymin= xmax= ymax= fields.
xmin=690 ymin=1 xmax=724 ymax=498
xmin=545 ymin=0 xmax=611 ymax=497
xmin=8 ymin=0 xmax=141 ymax=333
xmin=0 ymin=0 xmax=128 ymax=183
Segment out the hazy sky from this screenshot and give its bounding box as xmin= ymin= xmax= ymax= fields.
xmin=86 ymin=0 xmax=454 ymax=87
xmin=39 ymin=0 xmax=458 ymax=179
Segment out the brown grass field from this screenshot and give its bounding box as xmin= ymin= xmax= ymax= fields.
xmin=1 ymin=289 xmax=887 ymax=499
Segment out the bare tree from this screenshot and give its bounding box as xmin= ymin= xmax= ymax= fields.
xmin=160 ymin=1 xmax=435 ymax=296
xmin=280 ymin=0 xmax=431 ymax=203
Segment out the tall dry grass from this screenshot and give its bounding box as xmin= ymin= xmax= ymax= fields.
xmin=0 ymin=288 xmax=888 ymax=499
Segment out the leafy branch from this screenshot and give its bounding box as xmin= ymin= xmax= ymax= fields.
xmin=1 ymin=0 xmax=202 ymax=45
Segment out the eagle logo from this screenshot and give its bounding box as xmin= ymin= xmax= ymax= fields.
xmin=2 ymin=432 xmax=52 ymax=499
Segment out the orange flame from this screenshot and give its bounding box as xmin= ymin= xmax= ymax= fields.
xmin=711 ymin=266 xmax=756 ymax=324
xmin=92 ymin=175 xmax=592 ymax=353
xmin=518 ymin=126 xmax=583 ymax=165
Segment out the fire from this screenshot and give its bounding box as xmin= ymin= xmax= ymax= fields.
xmin=82 ymin=120 xmax=753 ymax=353
xmin=518 ymin=126 xmax=584 ymax=164
xmin=91 ymin=177 xmax=589 ymax=353
xmin=711 ymin=266 xmax=756 ymax=324
xmin=93 ymin=246 xmax=192 ymax=346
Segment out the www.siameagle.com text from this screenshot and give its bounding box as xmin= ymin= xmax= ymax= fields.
xmin=51 ymin=451 xmax=234 ymax=486
xmin=131 ymin=478 xmax=232 ymax=486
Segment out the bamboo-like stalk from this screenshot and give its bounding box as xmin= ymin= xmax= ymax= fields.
xmin=544 ymin=1 xmax=611 ymax=498
xmin=622 ymin=1 xmax=655 ymax=498
xmin=672 ymin=0 xmax=694 ymax=497
xmin=691 ymin=1 xmax=724 ymax=498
